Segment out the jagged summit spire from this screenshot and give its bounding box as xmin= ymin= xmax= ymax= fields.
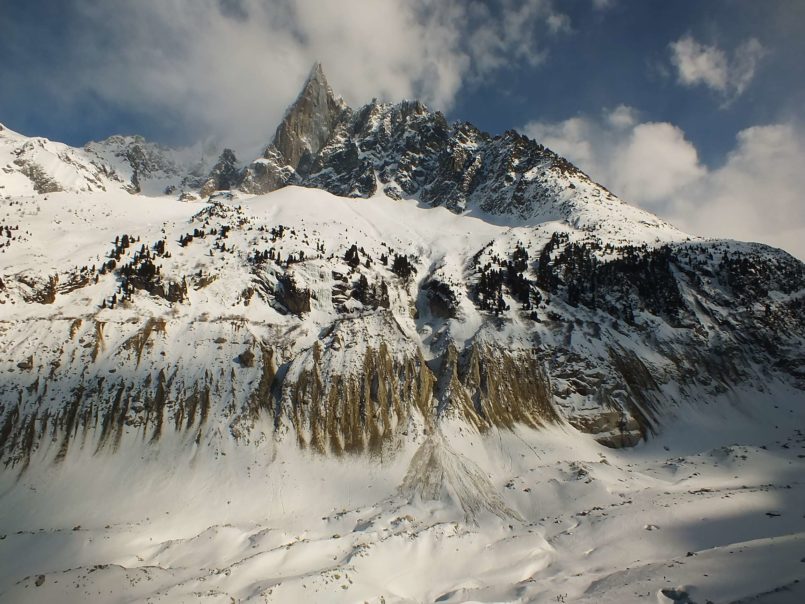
xmin=305 ymin=61 xmax=327 ymax=88
xmin=270 ymin=62 xmax=349 ymax=174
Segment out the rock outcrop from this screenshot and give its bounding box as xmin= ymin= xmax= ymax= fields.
xmin=239 ymin=63 xmax=349 ymax=194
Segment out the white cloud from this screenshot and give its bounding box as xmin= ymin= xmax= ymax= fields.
xmin=546 ymin=12 xmax=572 ymax=35
xmin=40 ymin=0 xmax=568 ymax=154
xmin=672 ymin=123 xmax=805 ymax=258
xmin=524 ymin=110 xmax=805 ymax=260
xmin=525 ymin=106 xmax=704 ymax=206
xmin=606 ymin=104 xmax=638 ymax=129
xmin=668 ymin=35 xmax=767 ymax=102
xmin=525 ymin=116 xmax=598 ymax=171
xmin=669 ymin=36 xmax=729 ymax=92
xmin=611 ymin=122 xmax=706 ymax=204
xmin=731 ymin=38 xmax=767 ymax=97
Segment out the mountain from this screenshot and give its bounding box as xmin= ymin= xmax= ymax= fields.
xmin=1 ymin=65 xmax=802 ymax=465
xmin=0 ymin=122 xmax=216 ymax=197
xmin=240 ymin=64 xmax=690 ymax=242
xmin=1 ymin=65 xmax=804 ymax=603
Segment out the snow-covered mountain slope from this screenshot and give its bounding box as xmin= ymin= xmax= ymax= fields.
xmin=0 ymin=123 xmax=122 ymax=196
xmin=84 ymin=135 xmax=217 ymax=196
xmin=0 ymin=123 xmax=217 ymax=197
xmin=0 ymin=182 xmax=802 ymax=471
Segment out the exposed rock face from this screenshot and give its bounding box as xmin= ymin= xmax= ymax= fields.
xmin=0 ymin=312 xmax=566 ymax=468
xmin=199 ymin=149 xmax=240 ymax=197
xmin=423 ymin=279 xmax=459 ymax=319
xmin=456 ymin=343 xmax=558 ymax=429
xmin=239 ymin=147 xmax=296 ymax=194
xmin=0 ymin=318 xmax=276 ymax=469
xmin=282 ymin=317 xmax=433 ymax=455
xmin=87 ymin=135 xmax=184 ymax=194
xmin=275 ymin=273 xmax=312 ymax=315
xmin=297 ymin=105 xmax=601 ymax=222
xmin=1 ymin=231 xmax=803 ymax=469
xmin=15 ymin=160 xmax=63 ymax=194
xmin=273 ymin=62 xmax=349 ymax=174
xmin=238 ymin=63 xmax=349 ymax=194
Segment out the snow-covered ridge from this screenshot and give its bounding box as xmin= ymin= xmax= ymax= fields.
xmin=84 ymin=134 xmax=217 ymax=196
xmin=0 ymin=124 xmax=216 ymax=197
xmin=0 ymin=123 xmax=120 ymax=196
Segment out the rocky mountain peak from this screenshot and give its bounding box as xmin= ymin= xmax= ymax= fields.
xmin=199 ymin=148 xmax=240 ymax=197
xmin=270 ymin=62 xmax=350 ymax=175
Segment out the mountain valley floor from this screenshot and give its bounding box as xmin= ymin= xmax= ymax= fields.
xmin=1 ymin=384 xmax=803 ymax=603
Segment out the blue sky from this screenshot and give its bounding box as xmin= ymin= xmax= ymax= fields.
xmin=1 ymin=0 xmax=804 ymax=256
xmin=457 ymin=1 xmax=804 ymax=165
